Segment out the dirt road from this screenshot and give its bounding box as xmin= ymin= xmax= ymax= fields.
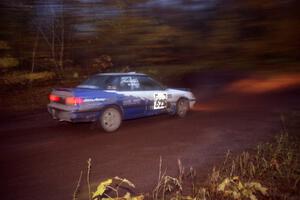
xmin=0 ymin=71 xmax=299 ymax=200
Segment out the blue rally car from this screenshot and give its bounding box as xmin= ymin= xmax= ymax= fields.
xmin=48 ymin=72 xmax=196 ymax=132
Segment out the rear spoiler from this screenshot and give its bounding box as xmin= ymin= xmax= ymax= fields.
xmin=52 ymin=88 xmax=73 ymax=92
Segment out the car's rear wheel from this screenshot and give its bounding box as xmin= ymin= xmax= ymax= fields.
xmin=99 ymin=107 xmax=122 ymax=132
xmin=176 ymin=98 xmax=189 ymax=118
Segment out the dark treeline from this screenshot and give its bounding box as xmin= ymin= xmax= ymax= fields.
xmin=0 ymin=0 xmax=299 ymax=75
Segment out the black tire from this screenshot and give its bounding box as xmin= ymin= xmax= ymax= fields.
xmin=99 ymin=107 xmax=122 ymax=132
xmin=176 ymin=98 xmax=189 ymax=118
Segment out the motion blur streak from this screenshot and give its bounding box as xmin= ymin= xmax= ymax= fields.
xmin=192 ymin=73 xmax=300 ymax=113
xmin=191 ymin=103 xmax=223 ymax=112
xmin=225 ymin=73 xmax=300 ymax=94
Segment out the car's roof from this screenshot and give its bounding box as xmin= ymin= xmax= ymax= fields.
xmin=96 ymin=72 xmax=146 ymax=76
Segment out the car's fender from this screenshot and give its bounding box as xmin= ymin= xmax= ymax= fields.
xmin=166 ymin=88 xmax=195 ymax=102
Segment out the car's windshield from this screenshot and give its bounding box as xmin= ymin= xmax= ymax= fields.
xmin=77 ymin=75 xmax=118 ymax=90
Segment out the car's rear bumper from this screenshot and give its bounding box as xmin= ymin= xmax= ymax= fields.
xmin=48 ymin=106 xmax=100 ymax=122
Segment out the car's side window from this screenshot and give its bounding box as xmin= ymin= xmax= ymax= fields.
xmin=138 ymin=76 xmax=163 ymax=91
xmin=119 ymin=76 xmax=141 ymax=91
xmin=104 ymin=76 xmax=119 ymax=90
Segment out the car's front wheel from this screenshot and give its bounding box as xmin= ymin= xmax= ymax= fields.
xmin=99 ymin=107 xmax=122 ymax=132
xmin=176 ymin=98 xmax=189 ymax=118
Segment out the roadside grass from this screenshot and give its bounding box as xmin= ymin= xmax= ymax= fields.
xmin=207 ymin=133 xmax=300 ymax=200
xmin=73 ymin=116 xmax=300 ymax=200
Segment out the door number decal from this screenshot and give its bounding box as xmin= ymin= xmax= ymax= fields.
xmin=154 ymin=93 xmax=167 ymax=109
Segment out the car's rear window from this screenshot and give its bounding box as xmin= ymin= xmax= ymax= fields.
xmin=77 ymin=75 xmax=119 ymax=90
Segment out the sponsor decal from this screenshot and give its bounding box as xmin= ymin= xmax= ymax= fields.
xmin=83 ymin=98 xmax=106 ymax=103
xmin=123 ymin=98 xmax=142 ymax=106
xmin=120 ymin=76 xmax=140 ymax=90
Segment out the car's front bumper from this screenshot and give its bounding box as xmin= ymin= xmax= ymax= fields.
xmin=189 ymin=99 xmax=196 ymax=108
xmin=166 ymin=98 xmax=196 ymax=114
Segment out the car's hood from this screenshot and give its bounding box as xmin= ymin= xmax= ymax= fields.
xmin=166 ymin=88 xmax=195 ymax=100
xmin=168 ymin=88 xmax=191 ymax=92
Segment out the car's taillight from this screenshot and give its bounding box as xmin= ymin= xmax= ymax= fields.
xmin=65 ymin=97 xmax=84 ymax=105
xmin=49 ymin=94 xmax=60 ymax=102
